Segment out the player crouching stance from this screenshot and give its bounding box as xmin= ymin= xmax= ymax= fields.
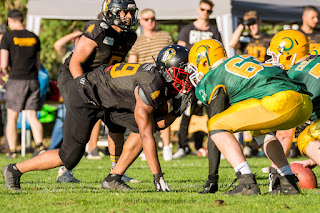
xmin=2 ymin=45 xmax=194 ymax=192
xmin=188 ymin=39 xmax=312 ymax=195
xmin=266 ymin=30 xmax=320 ymax=180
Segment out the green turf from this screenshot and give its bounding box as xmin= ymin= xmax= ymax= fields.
xmin=0 ymin=153 xmax=319 ymax=213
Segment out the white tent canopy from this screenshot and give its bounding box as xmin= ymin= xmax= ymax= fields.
xmin=26 ymin=0 xmax=320 ymax=56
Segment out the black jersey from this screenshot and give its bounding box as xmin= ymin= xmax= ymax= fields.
xmin=298 ymin=28 xmax=320 ymax=51
xmin=0 ymin=29 xmax=40 ymax=80
xmin=64 ymin=20 xmax=137 ymax=72
xmin=177 ymin=23 xmax=222 ymax=50
xmin=239 ymin=33 xmax=273 ymax=62
xmin=78 ymin=63 xmax=168 ymax=111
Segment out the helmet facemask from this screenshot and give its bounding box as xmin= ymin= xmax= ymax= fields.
xmin=189 ymin=61 xmax=205 ymax=87
xmin=266 ymin=47 xmax=296 ymax=70
xmin=165 ymin=65 xmax=193 ymax=94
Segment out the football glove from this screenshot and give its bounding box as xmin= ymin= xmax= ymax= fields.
xmin=172 ymin=89 xmax=195 ymax=116
xmin=153 ymin=172 xmax=171 ymax=192
xmin=242 ymin=18 xmax=256 ymax=26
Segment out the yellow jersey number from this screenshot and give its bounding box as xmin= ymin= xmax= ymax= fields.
xmin=246 ymin=45 xmax=267 ymax=62
xmin=224 ymin=55 xmax=264 ymax=79
xmin=110 ymin=63 xmax=140 ymax=78
xmin=295 ymin=59 xmax=320 ymax=79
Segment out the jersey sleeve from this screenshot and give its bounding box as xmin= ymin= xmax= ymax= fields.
xmin=138 ymin=74 xmax=167 ymax=109
xmin=82 ymin=20 xmax=104 ymax=44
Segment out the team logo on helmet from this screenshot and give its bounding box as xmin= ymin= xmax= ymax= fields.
xmin=160 ymin=48 xmax=176 ymax=65
xmin=195 ymin=45 xmax=210 ymax=67
xmin=278 ymin=37 xmax=294 ymax=53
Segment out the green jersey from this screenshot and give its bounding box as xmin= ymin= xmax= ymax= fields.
xmin=288 ymin=55 xmax=320 ymax=120
xmin=195 ymin=55 xmax=309 ymax=106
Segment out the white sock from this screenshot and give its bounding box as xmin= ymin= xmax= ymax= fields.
xmin=234 ymin=161 xmax=252 ymax=175
xmin=277 ymin=165 xmax=293 ymax=176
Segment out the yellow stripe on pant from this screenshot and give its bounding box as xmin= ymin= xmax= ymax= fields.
xmin=207 ymin=90 xmax=312 ymax=136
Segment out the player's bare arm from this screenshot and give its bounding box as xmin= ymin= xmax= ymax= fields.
xmin=69 ymin=36 xmax=98 ymax=79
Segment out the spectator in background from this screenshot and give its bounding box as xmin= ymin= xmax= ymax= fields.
xmin=0 ymin=24 xmax=7 ymax=154
xmin=174 ymin=0 xmax=222 ymax=159
xmin=128 ymin=8 xmax=174 ymax=161
xmin=299 ymin=5 xmax=320 ymax=50
xmin=0 ymin=9 xmax=43 ymax=158
xmin=229 ymin=10 xmax=273 ymax=62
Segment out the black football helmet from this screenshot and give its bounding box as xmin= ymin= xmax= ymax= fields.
xmin=156 ymin=45 xmax=193 ymax=94
xmin=101 ymin=0 xmax=138 ymax=31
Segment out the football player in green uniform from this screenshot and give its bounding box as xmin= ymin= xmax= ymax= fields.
xmin=266 ymin=30 xmax=320 ymax=184
xmin=188 ymin=39 xmax=312 ymax=195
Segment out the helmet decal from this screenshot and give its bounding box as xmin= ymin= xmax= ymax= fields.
xmin=160 ymin=48 xmax=176 ymax=65
xmin=195 ymin=45 xmax=210 ymax=67
xmin=279 ymin=37 xmax=294 ymax=52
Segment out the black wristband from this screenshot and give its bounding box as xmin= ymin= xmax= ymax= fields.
xmin=153 ymin=172 xmax=164 ymax=180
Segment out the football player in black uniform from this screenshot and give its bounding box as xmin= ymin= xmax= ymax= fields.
xmin=77 ymin=45 xmax=194 ymax=191
xmin=56 ymin=0 xmax=138 ymax=182
xmin=1 ymin=0 xmax=137 ymax=188
xmin=2 ymin=45 xmax=194 ymax=192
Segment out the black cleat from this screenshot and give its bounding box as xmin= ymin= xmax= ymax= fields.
xmin=102 ymin=178 xmax=133 ymax=191
xmin=199 ymin=180 xmax=218 ymax=194
xmin=269 ymin=174 xmax=300 ymax=195
xmin=268 ymin=167 xmax=280 ymax=192
xmin=2 ymin=164 xmax=21 ymax=191
xmin=225 ymin=172 xmax=260 ymax=195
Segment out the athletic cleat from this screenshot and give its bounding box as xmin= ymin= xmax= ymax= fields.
xmin=199 ymin=181 xmax=218 ymax=194
xmin=163 ymin=145 xmax=173 ymax=161
xmin=225 ymin=172 xmax=261 ymax=195
xmin=6 ymin=152 xmax=17 ymax=159
xmin=267 ymin=167 xmax=280 ymax=192
xmin=269 ymin=174 xmax=300 ymax=195
xmin=102 ymin=178 xmax=133 ymax=190
xmin=172 ymin=148 xmax=186 ymax=159
xmin=32 ymin=145 xmax=46 ymax=157
xmin=121 ymin=173 xmax=140 ymax=183
xmin=86 ymin=147 xmax=102 ymax=160
xmin=2 ymin=164 xmax=21 ymax=191
xmin=199 ymin=175 xmax=219 ymax=194
xmin=56 ymin=166 xmax=80 ymax=183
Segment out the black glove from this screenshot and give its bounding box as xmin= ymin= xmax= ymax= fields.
xmin=75 ymin=75 xmax=101 ymax=107
xmin=172 ymin=89 xmax=195 ymax=116
xmin=242 ymin=18 xmax=256 ymax=26
xmin=153 ymin=172 xmax=171 ymax=192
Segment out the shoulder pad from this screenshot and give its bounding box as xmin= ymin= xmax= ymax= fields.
xmin=83 ymin=20 xmax=105 ymax=40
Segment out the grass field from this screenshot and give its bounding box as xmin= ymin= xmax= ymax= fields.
xmin=0 ymin=153 xmax=319 ymax=213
